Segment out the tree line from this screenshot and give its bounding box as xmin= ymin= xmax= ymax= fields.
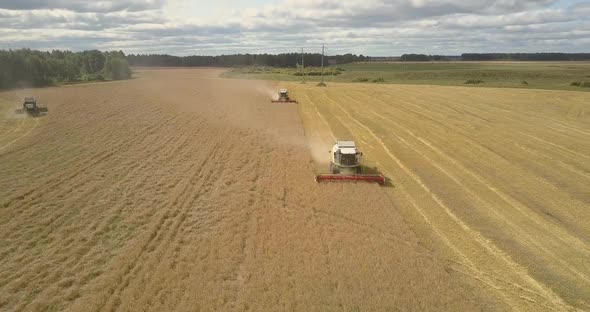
xmin=400 ymin=54 xmax=451 ymax=61
xmin=461 ymin=53 xmax=590 ymax=61
xmin=127 ymin=53 xmax=368 ymax=68
xmin=0 ymin=49 xmax=132 ymax=89
xmin=3 ymin=49 xmax=588 ymax=90
xmin=398 ymin=53 xmax=590 ymax=62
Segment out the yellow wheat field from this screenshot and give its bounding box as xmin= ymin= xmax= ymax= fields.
xmin=290 ymin=81 xmax=590 ymax=311
xmin=0 ymin=69 xmax=487 ymax=311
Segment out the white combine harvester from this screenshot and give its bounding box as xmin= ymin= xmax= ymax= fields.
xmin=271 ymin=89 xmax=297 ymax=103
xmin=315 ymin=140 xmax=385 ymax=184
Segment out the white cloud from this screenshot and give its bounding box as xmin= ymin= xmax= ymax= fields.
xmin=0 ymin=0 xmax=164 ymax=12
xmin=0 ymin=0 xmax=588 ymax=55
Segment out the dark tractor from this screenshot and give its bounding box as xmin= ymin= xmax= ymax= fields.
xmin=16 ymin=97 xmax=48 ymax=116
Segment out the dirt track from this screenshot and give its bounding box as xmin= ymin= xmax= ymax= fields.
xmin=290 ymin=82 xmax=590 ymax=311
xmin=0 ymin=69 xmax=483 ymax=311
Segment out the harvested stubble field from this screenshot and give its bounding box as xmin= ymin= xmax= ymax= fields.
xmin=0 ymin=68 xmax=484 ymax=311
xmin=289 ymin=81 xmax=590 ymax=311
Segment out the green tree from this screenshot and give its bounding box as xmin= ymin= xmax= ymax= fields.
xmin=0 ymin=49 xmax=132 ymax=90
xmin=104 ymin=54 xmax=131 ymax=80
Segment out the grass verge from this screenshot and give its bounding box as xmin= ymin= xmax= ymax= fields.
xmin=224 ymin=61 xmax=590 ymax=91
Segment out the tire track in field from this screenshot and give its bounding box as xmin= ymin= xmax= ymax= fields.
xmin=0 ymin=114 xmax=24 ymax=146
xmin=390 ymin=86 xmax=590 ymax=160
xmin=511 ymin=142 xmax=590 ymax=180
xmin=467 ymin=87 xmax=590 ymax=136
xmin=406 ymin=85 xmax=590 ymax=138
xmin=302 ymin=92 xmax=336 ymax=141
xmin=0 ymin=117 xmax=39 ymax=153
xmin=397 ymin=90 xmax=589 ymax=157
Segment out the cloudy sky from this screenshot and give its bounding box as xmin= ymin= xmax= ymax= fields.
xmin=0 ymin=0 xmax=589 ymax=56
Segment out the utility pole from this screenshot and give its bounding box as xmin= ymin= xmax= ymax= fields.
xmin=317 ymin=43 xmax=326 ymax=86
xmin=320 ymin=43 xmax=324 ymax=83
xmin=301 ymin=48 xmax=305 ymax=84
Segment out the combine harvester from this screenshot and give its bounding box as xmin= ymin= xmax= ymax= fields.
xmin=271 ymin=89 xmax=297 ymax=103
xmin=15 ymin=97 xmax=48 ymax=117
xmin=315 ymin=140 xmax=385 ymax=185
